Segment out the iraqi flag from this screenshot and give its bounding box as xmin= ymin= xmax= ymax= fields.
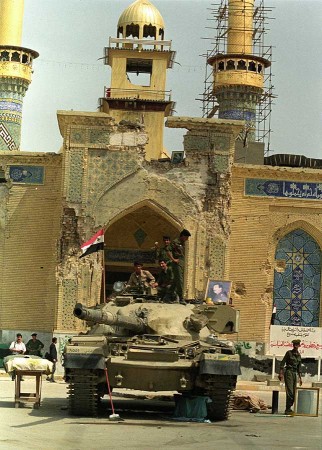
xmin=80 ymin=229 xmax=104 ymax=258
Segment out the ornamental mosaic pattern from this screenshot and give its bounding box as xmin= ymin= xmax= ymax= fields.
xmin=213 ymin=154 xmax=229 ymax=173
xmin=9 ymin=165 xmax=44 ymax=184
xmin=208 ymin=236 xmax=225 ymax=279
xmin=62 ymin=279 xmax=78 ymax=329
xmin=87 ymin=150 xmax=139 ymax=205
xmin=245 ymin=179 xmax=322 ymax=201
xmin=273 ymin=229 xmax=321 ymax=327
xmin=67 ymin=148 xmax=84 ymax=203
xmin=0 ymin=123 xmax=17 ymax=150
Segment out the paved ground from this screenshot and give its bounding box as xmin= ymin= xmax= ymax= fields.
xmin=0 ymin=376 xmax=321 ymax=450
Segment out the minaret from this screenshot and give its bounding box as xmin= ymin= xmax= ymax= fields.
xmin=0 ymin=0 xmax=38 ymax=150
xmin=207 ymin=0 xmax=270 ymax=141
xmin=100 ymin=0 xmax=175 ymax=160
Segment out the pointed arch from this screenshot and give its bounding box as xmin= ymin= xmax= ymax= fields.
xmin=273 ymin=227 xmax=321 ymax=327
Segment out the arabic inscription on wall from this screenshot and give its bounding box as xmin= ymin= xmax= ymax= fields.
xmin=245 ymin=179 xmax=322 ymax=201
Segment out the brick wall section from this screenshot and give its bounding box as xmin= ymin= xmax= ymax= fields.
xmin=0 ymin=154 xmax=62 ymax=332
xmin=229 ymin=164 xmax=322 ymax=341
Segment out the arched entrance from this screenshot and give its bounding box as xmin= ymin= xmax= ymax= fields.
xmin=273 ymin=229 xmax=321 ymax=326
xmin=104 ymin=203 xmax=180 ymax=294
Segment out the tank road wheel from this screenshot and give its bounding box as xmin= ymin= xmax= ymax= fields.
xmin=204 ymin=374 xmax=237 ymax=421
xmin=67 ymin=369 xmax=99 ymax=416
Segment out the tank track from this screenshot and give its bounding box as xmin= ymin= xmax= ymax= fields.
xmin=67 ymin=369 xmax=99 ymax=416
xmin=204 ymin=374 xmax=237 ymax=421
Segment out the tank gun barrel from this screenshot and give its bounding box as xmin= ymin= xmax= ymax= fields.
xmin=74 ymin=303 xmax=147 ymax=333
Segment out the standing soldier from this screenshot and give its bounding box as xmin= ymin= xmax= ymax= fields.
xmin=46 ymin=337 xmax=58 ymax=383
xmin=154 ymin=236 xmax=172 ymax=263
xmin=278 ymin=339 xmax=302 ymax=415
xmin=26 ymin=333 xmax=44 ymax=357
xmin=168 ymin=229 xmax=191 ymax=303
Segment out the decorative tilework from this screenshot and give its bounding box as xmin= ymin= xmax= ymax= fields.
xmin=89 ymin=129 xmax=110 ymax=145
xmin=67 ymin=148 xmax=84 ymax=203
xmin=211 ymin=135 xmax=230 ymax=152
xmin=219 ymin=110 xmax=256 ymax=121
xmin=245 ymin=179 xmax=322 ymax=201
xmin=62 ymin=279 xmax=77 ymax=329
xmin=134 ymin=228 xmax=147 ymax=246
xmin=70 ymin=129 xmax=86 ymax=144
xmin=184 ymin=134 xmax=210 ymax=151
xmin=0 ymin=124 xmax=17 ymax=150
xmin=209 ymin=236 xmax=225 ymax=279
xmin=273 ymin=229 xmax=321 ymax=327
xmin=87 ymin=150 xmax=139 ymax=205
xmin=9 ymin=165 xmax=44 ymax=184
xmin=213 ymin=154 xmax=229 ymax=173
xmin=0 ymin=100 xmax=22 ymax=113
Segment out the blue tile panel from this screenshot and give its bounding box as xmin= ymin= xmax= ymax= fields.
xmin=9 ymin=165 xmax=45 ymax=184
xmin=245 ymin=179 xmax=322 ymax=201
xmin=273 ymin=229 xmax=321 ymax=327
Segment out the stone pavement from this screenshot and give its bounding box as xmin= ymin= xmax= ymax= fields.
xmin=0 ymin=372 xmax=321 ymax=450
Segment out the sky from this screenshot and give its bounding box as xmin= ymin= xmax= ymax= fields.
xmin=20 ymin=0 xmax=322 ymax=159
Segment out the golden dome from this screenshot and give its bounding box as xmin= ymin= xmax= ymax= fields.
xmin=118 ymin=0 xmax=165 ymax=32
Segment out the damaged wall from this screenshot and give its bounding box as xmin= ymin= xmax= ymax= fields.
xmin=56 ymin=112 xmax=243 ymax=329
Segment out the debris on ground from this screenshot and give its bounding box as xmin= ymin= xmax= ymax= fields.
xmin=233 ymin=392 xmax=269 ymax=413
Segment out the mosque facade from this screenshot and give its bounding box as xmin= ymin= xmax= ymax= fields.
xmin=0 ymin=0 xmax=321 ymax=376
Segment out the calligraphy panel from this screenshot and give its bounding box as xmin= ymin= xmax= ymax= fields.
xmin=245 ymin=178 xmax=322 ymax=201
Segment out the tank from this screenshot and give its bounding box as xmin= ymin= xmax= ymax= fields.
xmin=64 ymin=294 xmax=241 ymax=421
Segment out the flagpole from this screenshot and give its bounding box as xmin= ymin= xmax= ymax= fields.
xmin=102 ymin=244 xmax=106 ymax=304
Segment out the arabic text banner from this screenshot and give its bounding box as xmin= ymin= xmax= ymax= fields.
xmin=269 ymin=325 xmax=322 ymax=358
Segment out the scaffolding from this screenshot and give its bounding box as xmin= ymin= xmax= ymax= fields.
xmin=200 ymin=0 xmax=275 ymax=153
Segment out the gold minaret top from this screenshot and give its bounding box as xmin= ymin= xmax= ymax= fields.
xmin=101 ymin=0 xmax=175 ymax=161
xmin=118 ymin=0 xmax=165 ymax=36
xmin=0 ymin=0 xmax=24 ymax=46
xmin=0 ymin=0 xmax=38 ymax=150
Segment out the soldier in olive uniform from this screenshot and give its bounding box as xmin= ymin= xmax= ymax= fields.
xmin=153 ymin=259 xmax=177 ymax=302
xmin=26 ymin=333 xmax=44 ymax=357
xmin=168 ymin=229 xmax=191 ymax=303
xmin=155 ymin=236 xmax=172 ymax=263
xmin=278 ymin=339 xmax=302 ymax=414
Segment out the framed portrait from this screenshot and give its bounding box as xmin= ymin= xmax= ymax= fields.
xmin=293 ymin=387 xmax=320 ymax=417
xmin=171 ymin=151 xmax=184 ymax=164
xmin=205 ymin=279 xmax=232 ymax=304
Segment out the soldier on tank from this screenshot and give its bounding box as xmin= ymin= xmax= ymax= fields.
xmin=152 ymin=259 xmax=177 ymax=303
xmin=278 ymin=339 xmax=302 ymax=415
xmin=154 ymin=236 xmax=172 ymax=263
xmin=127 ymin=261 xmax=155 ymax=294
xmin=168 ymin=229 xmax=191 ymax=303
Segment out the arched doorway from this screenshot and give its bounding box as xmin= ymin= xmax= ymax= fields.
xmin=104 ymin=204 xmax=180 ymax=294
xmin=273 ymin=229 xmax=321 ymax=326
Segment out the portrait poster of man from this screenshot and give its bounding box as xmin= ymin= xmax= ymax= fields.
xmin=205 ymin=280 xmax=232 ymax=304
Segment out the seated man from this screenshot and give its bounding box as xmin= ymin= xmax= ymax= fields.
xmin=153 ymin=259 xmax=177 ymax=303
xmin=127 ymin=261 xmax=155 ymax=294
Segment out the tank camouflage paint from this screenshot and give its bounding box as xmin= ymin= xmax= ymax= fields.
xmin=64 ymin=296 xmax=241 ymax=421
